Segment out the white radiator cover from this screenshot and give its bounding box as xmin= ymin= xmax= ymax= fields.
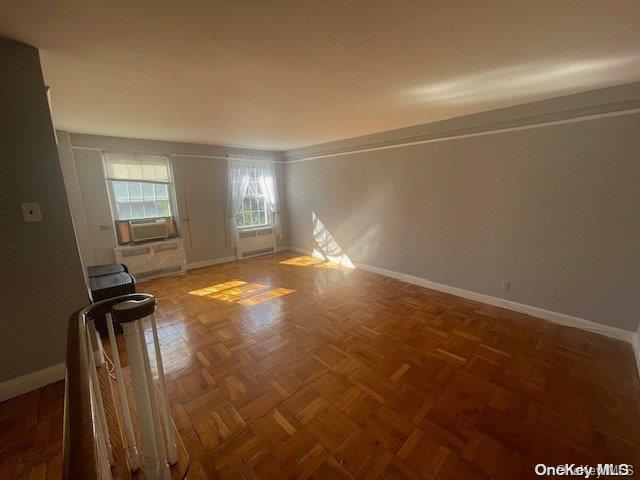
xmin=114 ymin=238 xmax=186 ymax=282
xmin=237 ymin=227 xmax=277 ymax=259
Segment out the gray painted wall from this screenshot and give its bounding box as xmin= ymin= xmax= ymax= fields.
xmin=0 ymin=38 xmax=88 ymax=382
xmin=63 ymin=133 xmax=286 ymax=266
xmin=285 ymin=105 xmax=640 ymax=331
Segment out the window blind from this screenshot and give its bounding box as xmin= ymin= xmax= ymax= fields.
xmin=103 ymin=152 xmax=171 ymax=183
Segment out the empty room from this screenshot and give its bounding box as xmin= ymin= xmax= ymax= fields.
xmin=1 ymin=1 xmax=639 ymax=479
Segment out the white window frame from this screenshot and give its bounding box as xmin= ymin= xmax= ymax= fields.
xmin=102 ymin=151 xmax=180 ymax=226
xmin=235 ymin=165 xmax=272 ymax=231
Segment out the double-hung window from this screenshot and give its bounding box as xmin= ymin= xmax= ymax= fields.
xmin=227 ymin=159 xmax=281 ymax=243
xmin=236 ymin=166 xmax=270 ymax=229
xmin=103 ymin=152 xmax=176 ymax=222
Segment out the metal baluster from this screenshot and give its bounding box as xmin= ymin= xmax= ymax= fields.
xmin=106 ymin=312 xmax=141 ymax=470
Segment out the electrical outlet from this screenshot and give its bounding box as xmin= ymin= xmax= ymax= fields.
xmin=20 ymin=202 xmax=42 ymax=222
xmin=502 ymin=280 xmax=511 ymax=291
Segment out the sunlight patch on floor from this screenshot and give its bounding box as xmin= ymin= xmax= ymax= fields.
xmin=189 ymin=280 xmax=247 ymax=296
xmin=279 ymin=255 xmax=325 ymax=266
xmin=238 ymin=287 xmax=295 ymax=306
xmin=208 ymin=283 xmax=267 ymax=302
xmin=189 ymin=279 xmax=294 ymax=306
xmin=279 ymin=254 xmax=351 ymax=270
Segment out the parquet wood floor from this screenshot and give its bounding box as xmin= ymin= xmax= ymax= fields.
xmin=2 ymin=251 xmax=640 ymax=479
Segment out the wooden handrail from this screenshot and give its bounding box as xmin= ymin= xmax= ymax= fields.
xmin=62 ymin=308 xmax=99 ymax=480
xmin=62 ymin=293 xmax=155 ymax=480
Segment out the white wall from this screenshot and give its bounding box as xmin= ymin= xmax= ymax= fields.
xmin=0 ymin=38 xmax=88 ymax=382
xmin=59 ymin=133 xmax=286 ymax=267
xmin=284 ymin=87 xmax=640 ymax=332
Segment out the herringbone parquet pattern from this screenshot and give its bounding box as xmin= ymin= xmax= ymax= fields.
xmin=2 ymin=251 xmax=640 ymax=479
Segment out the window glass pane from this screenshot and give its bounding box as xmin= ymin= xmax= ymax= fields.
xmin=143 ymin=201 xmax=158 ymax=218
xmin=113 ymin=181 xmax=128 ymax=201
xmin=130 ymin=203 xmax=145 ymax=219
xmin=155 ymin=165 xmax=169 ymax=182
xmin=157 ymin=200 xmax=170 ymax=217
xmin=142 ymin=183 xmax=156 ymax=200
xmin=142 ymin=164 xmax=156 ymax=180
xmin=116 ymin=203 xmax=132 ymax=220
xmin=113 ymin=163 xmax=129 ymax=179
xmin=154 ymin=184 xmax=168 ymax=199
xmin=128 ymin=182 xmax=142 ymax=199
xmin=127 ymin=164 xmax=143 ymax=179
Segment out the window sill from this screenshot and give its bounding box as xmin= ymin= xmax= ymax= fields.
xmin=238 ymin=225 xmax=272 ymax=233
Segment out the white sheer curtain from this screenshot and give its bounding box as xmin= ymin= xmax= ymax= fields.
xmin=225 ymin=158 xmax=251 ymax=247
xmin=258 ymin=162 xmax=281 ymax=237
xmin=226 ymin=158 xmax=281 ymax=247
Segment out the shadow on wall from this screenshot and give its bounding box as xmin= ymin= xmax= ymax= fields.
xmin=310 ymin=212 xmax=354 ymax=268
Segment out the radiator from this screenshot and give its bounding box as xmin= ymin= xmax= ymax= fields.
xmin=114 ymin=238 xmax=186 ymax=282
xmin=237 ymin=227 xmax=276 ymax=260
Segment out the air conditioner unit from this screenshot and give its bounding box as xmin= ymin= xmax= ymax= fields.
xmin=237 ymin=227 xmax=276 ymax=260
xmin=130 ymin=219 xmax=169 ymax=243
xmin=114 ymin=238 xmax=186 ymax=282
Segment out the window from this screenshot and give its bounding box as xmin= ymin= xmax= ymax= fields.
xmin=103 ymin=152 xmax=175 ymax=221
xmin=226 ymin=159 xmax=281 ymax=243
xmin=236 ymin=166 xmax=269 ymax=229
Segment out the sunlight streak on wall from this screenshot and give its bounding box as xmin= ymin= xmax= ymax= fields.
xmin=312 ymin=212 xmax=354 ymax=268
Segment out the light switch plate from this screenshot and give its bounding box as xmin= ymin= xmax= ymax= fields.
xmin=20 ymin=202 xmax=43 ymax=222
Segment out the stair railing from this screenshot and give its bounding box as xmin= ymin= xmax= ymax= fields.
xmin=62 ymin=294 xmax=178 ymax=480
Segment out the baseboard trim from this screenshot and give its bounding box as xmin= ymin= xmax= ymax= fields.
xmin=187 ymin=247 xmax=290 ymax=270
xmin=186 ymin=255 xmax=237 ymax=270
xmin=287 ymin=246 xmax=635 ymax=343
xmin=0 ymin=362 xmax=66 ymax=402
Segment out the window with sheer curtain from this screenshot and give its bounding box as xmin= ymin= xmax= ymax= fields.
xmin=103 ymin=152 xmax=175 ymax=221
xmin=236 ymin=166 xmax=270 ymax=229
xmin=226 ymin=159 xmax=281 ymax=245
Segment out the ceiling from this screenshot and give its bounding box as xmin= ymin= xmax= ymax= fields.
xmin=1 ymin=1 xmax=639 ymax=150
